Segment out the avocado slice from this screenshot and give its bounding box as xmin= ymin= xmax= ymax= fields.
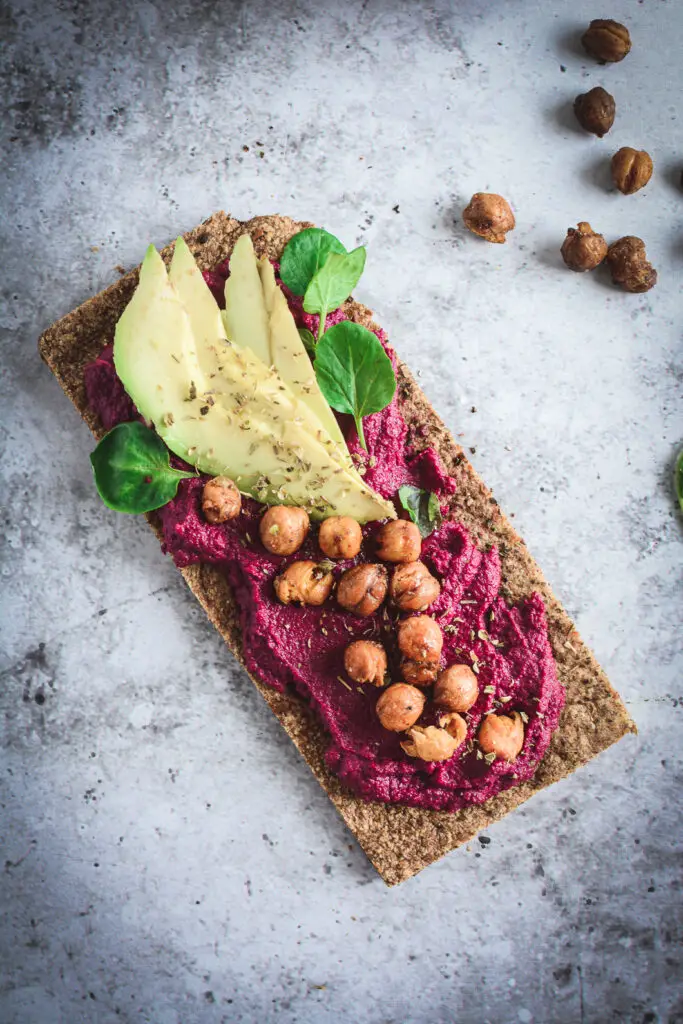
xmin=168 ymin=236 xmax=227 ymax=380
xmin=172 ymin=234 xmax=353 ymax=469
xmin=257 ymin=256 xmax=352 ymax=462
xmin=168 ymin=235 xmax=361 ymax=482
xmin=222 ymin=234 xmax=270 ymax=364
xmin=113 ymin=245 xmax=395 ymax=522
xmin=225 ymin=234 xmax=354 ymax=467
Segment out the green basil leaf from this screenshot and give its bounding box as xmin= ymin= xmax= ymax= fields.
xmin=297 ymin=326 xmax=317 ymax=357
xmin=303 ymin=247 xmax=367 ymax=317
xmin=314 ymin=321 xmax=396 ymax=451
xmin=90 ymin=421 xmax=194 ymax=514
xmin=398 ymin=484 xmax=443 ymax=538
xmin=676 ymin=448 xmax=683 ymax=513
xmin=279 ymin=227 xmax=346 ymax=297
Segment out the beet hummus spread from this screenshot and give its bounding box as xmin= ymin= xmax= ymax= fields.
xmin=85 ymin=259 xmax=565 ymax=813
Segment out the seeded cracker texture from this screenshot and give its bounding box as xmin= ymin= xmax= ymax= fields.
xmin=38 ymin=212 xmax=635 ymax=886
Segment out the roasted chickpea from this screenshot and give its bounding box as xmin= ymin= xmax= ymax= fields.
xmin=401 ymin=725 xmax=460 ymax=762
xmin=401 ymin=658 xmax=439 ymax=686
xmin=260 ymin=505 xmax=309 ymax=555
xmin=573 ymin=87 xmax=615 ymax=138
xmin=611 ymin=147 xmax=653 ymax=195
xmin=397 ymin=615 xmax=443 ymax=662
xmin=376 ymin=683 xmax=425 ymax=732
xmin=375 ymin=520 xmax=421 ymax=563
xmin=606 ymin=236 xmax=657 ymax=293
xmin=581 ymin=18 xmax=631 ymax=63
xmin=390 ymin=561 xmax=441 ymax=612
xmin=344 ymin=640 xmax=388 ymax=687
xmin=478 ymin=711 xmax=525 ymax=763
xmin=318 ymin=516 xmax=362 ymax=560
xmin=202 ymin=476 xmax=241 ymax=524
xmin=463 ymin=193 xmax=515 ymax=244
xmin=434 ymin=664 xmax=479 ymax=713
xmin=337 ymin=563 xmax=388 ymax=616
xmin=273 ymin=560 xmax=333 ymax=607
xmin=561 ymin=222 xmax=608 ymax=272
xmin=439 ymin=712 xmax=468 ymax=747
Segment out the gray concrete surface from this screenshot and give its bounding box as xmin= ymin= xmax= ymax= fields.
xmin=1 ymin=0 xmax=682 ymax=1021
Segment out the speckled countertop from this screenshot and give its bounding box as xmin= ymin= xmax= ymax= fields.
xmin=1 ymin=1 xmax=682 ymax=1022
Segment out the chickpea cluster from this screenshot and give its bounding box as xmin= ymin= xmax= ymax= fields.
xmin=199 ymin=490 xmax=527 ymax=765
xmin=260 ymin=511 xmax=443 ymax=622
xmin=461 ymin=22 xmax=659 ymax=294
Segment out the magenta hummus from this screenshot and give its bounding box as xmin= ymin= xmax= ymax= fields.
xmin=85 ymin=260 xmax=565 ymax=813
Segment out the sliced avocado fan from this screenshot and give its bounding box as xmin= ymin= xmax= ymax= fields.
xmin=224 ymin=234 xmax=352 ymax=465
xmin=113 ymin=243 xmax=395 ymax=523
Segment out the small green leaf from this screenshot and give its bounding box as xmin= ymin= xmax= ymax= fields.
xmin=397 ymin=484 xmax=443 ymax=537
xmin=303 ymin=247 xmax=367 ymax=317
xmin=90 ymin=421 xmax=194 ymax=514
xmin=314 ymin=321 xmax=396 ymax=451
xmin=279 ymin=227 xmax=346 ymax=297
xmin=676 ymin=448 xmax=683 ymax=513
xmin=297 ymin=326 xmax=317 ymax=357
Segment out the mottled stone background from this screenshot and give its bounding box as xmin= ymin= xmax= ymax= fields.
xmin=1 ymin=0 xmax=681 ymax=1021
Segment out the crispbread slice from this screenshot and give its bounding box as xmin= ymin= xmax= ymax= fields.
xmin=38 ymin=212 xmax=635 ymax=885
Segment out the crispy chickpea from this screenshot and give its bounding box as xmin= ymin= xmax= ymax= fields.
xmin=611 ymin=147 xmax=653 ymax=195
xmin=390 ymin=561 xmax=441 ymax=612
xmin=202 ymin=476 xmax=241 ymax=524
xmin=260 ymin=505 xmax=309 ymax=556
xmin=375 ymin=519 xmax=421 ymax=563
xmin=561 ymin=222 xmax=608 ymax=272
xmin=337 ymin=563 xmax=388 ymax=616
xmin=581 ymin=18 xmax=631 ymax=63
xmin=273 ymin=560 xmax=333 ymax=607
xmin=376 ymin=683 xmax=425 ymax=732
xmin=434 ymin=664 xmax=479 ymax=713
xmin=318 ymin=516 xmax=362 ymax=560
xmin=401 ymin=725 xmax=460 ymax=762
xmin=344 ymin=640 xmax=388 ymax=687
xmin=401 ymin=658 xmax=439 ymax=686
xmin=439 ymin=712 xmax=468 ymax=748
xmin=397 ymin=615 xmax=443 ymax=663
xmin=463 ymin=193 xmax=515 ymax=244
xmin=478 ymin=711 xmax=525 ymax=763
xmin=606 ymin=236 xmax=657 ymax=293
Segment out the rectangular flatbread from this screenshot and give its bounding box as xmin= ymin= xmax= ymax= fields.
xmin=38 ymin=211 xmax=635 ymax=885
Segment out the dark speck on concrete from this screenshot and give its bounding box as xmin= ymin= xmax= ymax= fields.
xmin=478 ymin=835 xmax=491 ymax=846
xmin=553 ymin=965 xmax=573 ymax=986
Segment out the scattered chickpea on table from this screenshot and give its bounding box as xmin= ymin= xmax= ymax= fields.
xmin=461 ymin=18 xmax=659 ymax=294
